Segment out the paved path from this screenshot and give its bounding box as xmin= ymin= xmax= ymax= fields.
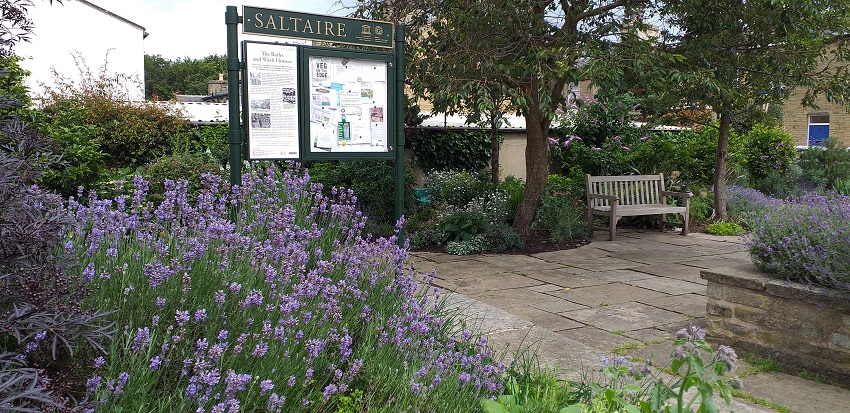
xmin=410 ymin=230 xmax=850 ymax=413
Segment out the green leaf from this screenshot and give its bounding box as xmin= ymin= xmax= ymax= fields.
xmin=559 ymin=405 xmax=582 ymax=413
xmin=481 ymin=398 xmax=511 ymax=413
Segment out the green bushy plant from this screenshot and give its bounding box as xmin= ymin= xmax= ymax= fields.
xmin=733 ymin=124 xmax=797 ymax=194
xmin=407 ymin=128 xmax=492 ymax=173
xmin=833 ymin=178 xmax=850 ymax=196
xmin=446 ymin=234 xmax=490 ymax=255
xmin=488 ymin=223 xmax=525 ymax=252
xmin=427 ymin=169 xmax=495 ymax=208
xmin=141 ymin=152 xmax=224 ymax=204
xmin=498 ymin=176 xmax=525 ymax=223
xmin=308 ymin=160 xmax=416 ymax=228
xmin=706 ymin=221 xmax=745 ymax=236
xmin=40 ymin=57 xmax=190 ymax=169
xmin=533 ymin=194 xmax=587 ymax=243
xmin=436 ymin=210 xmax=492 ymax=243
xmin=630 ymin=128 xmax=720 ymax=187
xmin=798 ymin=137 xmax=850 ymax=192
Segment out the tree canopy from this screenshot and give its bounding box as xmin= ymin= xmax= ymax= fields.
xmin=355 ymin=0 xmax=657 ymax=234
xmin=144 ymin=54 xmax=226 ymax=100
xmin=655 ymin=0 xmax=850 ymax=218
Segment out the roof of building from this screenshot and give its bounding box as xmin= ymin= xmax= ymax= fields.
xmin=78 ymin=0 xmax=148 ymax=38
xmin=417 ymin=112 xmax=527 ymax=131
xmin=158 ymin=101 xmax=228 ymax=124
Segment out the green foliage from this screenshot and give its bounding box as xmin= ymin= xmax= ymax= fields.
xmin=32 ymin=101 xmax=106 ymax=197
xmin=144 ymin=54 xmax=226 ymax=99
xmin=733 ymin=125 xmax=797 ymax=193
xmin=551 ymin=95 xmax=647 ymax=177
xmin=436 ymin=210 xmax=492 ymax=243
xmin=307 ymin=160 xmax=416 ymax=227
xmin=798 ymin=137 xmax=850 ymax=192
xmin=498 ymin=176 xmax=525 ymax=223
xmin=445 ymin=234 xmax=490 ymax=255
xmin=0 ymin=56 xmax=31 ymax=116
xmin=40 ymin=64 xmax=190 ymax=169
xmin=179 ymin=123 xmax=229 ymax=167
xmin=407 ymin=128 xmax=492 ymax=173
xmin=705 ymin=222 xmax=745 ymax=236
xmin=333 ymin=389 xmax=364 ymax=413
xmin=427 ymin=169 xmax=495 ymax=209
xmin=481 ymin=351 xmax=586 ymax=413
xmin=688 ymin=189 xmax=714 ymax=224
xmin=141 ymin=152 xmax=224 ymax=204
xmin=632 ymin=128 xmax=721 ymax=186
xmin=533 ymin=193 xmax=587 ymax=243
xmin=488 ymin=223 xmax=525 ymax=252
xmin=833 ymin=178 xmax=850 ymax=196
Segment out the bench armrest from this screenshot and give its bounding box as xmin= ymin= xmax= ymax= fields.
xmin=588 ymin=193 xmax=618 ymax=201
xmin=661 ymin=191 xmax=693 ymax=199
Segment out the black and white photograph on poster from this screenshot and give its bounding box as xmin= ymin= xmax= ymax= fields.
xmin=245 ymin=42 xmax=300 ymax=159
xmin=250 ymin=95 xmax=271 ymax=110
xmin=281 ymin=87 xmax=296 ymax=105
xmin=251 ymin=113 xmax=271 ymax=128
xmin=308 ymin=55 xmax=389 ymax=153
xmin=249 ymin=71 xmax=262 ymax=85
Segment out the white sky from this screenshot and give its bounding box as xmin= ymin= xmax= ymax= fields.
xmin=101 ymin=0 xmax=347 ymax=59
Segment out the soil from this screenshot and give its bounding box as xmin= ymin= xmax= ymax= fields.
xmin=412 ymin=230 xmax=591 ymax=255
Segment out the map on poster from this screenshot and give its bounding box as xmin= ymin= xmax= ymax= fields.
xmin=245 ymin=43 xmax=300 ymax=159
xmin=308 ymin=56 xmax=389 ymax=153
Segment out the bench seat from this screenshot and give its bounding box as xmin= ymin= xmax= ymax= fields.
xmin=585 ymin=173 xmax=692 ymax=241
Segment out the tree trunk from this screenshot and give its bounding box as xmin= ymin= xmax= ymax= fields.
xmin=714 ymin=110 xmax=731 ymax=221
xmin=490 ymin=122 xmax=500 ymax=185
xmin=512 ymin=104 xmax=549 ymax=237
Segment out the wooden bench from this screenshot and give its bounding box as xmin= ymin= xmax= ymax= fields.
xmin=585 ymin=174 xmax=692 ymax=241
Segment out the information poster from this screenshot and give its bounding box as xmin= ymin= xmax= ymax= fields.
xmin=308 ymin=56 xmax=389 ymax=153
xmin=245 ymin=43 xmax=300 ymax=159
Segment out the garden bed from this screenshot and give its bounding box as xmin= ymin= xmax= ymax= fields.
xmin=701 ymin=265 xmax=850 ymax=386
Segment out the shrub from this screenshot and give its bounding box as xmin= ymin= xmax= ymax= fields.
xmin=426 ymin=169 xmax=494 ymax=208
xmin=488 ymin=223 xmax=525 ymax=253
xmin=307 ymin=160 xmax=416 ymax=230
xmin=497 ymin=176 xmax=525 ymax=223
xmin=705 ymin=221 xmax=745 ymax=236
xmin=68 ymin=164 xmax=505 ymax=411
xmin=406 ymin=128 xmax=492 ymax=173
xmin=140 ymin=152 xmax=224 ymax=204
xmin=436 ymin=210 xmax=492 ymax=243
xmin=726 ymin=185 xmax=778 ymax=228
xmin=39 ymin=57 xmax=190 ymax=168
xmin=533 ymin=193 xmax=587 ymax=243
xmin=733 ymin=124 xmax=797 ymax=194
xmin=630 ymin=128 xmax=720 ymax=187
xmin=1 ymin=115 xmax=111 ymax=410
xmin=745 ymin=191 xmax=850 ymax=290
xmin=798 ymin=137 xmax=850 ymax=192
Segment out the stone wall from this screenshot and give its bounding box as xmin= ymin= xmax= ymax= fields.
xmin=781 ymin=88 xmax=850 ymax=148
xmin=701 ymin=265 xmax=850 ymax=383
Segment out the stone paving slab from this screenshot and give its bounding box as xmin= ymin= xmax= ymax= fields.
xmin=625 ymin=277 xmax=707 ymax=295
xmin=551 ymin=282 xmax=669 ymax=307
xmin=634 ymin=264 xmax=708 ymax=284
xmin=556 ymin=326 xmax=642 ymax=353
xmin=473 ymin=254 xmax=567 ymax=272
xmin=564 ymin=257 xmax=650 ymax=272
xmin=742 ymin=372 xmax=850 ymax=413
xmin=485 ymin=325 xmax=601 ymax=380
xmin=470 ymin=287 xmax=568 ymax=310
xmin=528 ymin=297 xmax=589 ymax=314
xmin=532 ymin=247 xmax=611 ymax=264
xmin=639 ymin=293 xmax=708 ymax=318
xmin=562 ymin=301 xmax=689 ymax=332
xmin=530 ymin=269 xmax=654 ymax=289
xmin=502 ymin=305 xmax=585 ymax=331
xmin=430 ymin=260 xmax=511 ymax=280
xmin=436 ymin=272 xmax=543 ymax=294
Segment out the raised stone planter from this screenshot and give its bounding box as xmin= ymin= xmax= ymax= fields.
xmin=701 ymin=265 xmax=850 ymax=383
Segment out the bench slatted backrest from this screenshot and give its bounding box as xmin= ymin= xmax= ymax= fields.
xmin=586 ymin=174 xmax=666 ymax=208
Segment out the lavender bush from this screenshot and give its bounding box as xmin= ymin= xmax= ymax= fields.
xmin=728 ymin=186 xmax=850 ymax=290
xmin=68 ymin=163 xmax=504 ymax=412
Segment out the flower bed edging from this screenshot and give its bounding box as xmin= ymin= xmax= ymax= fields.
xmin=701 ymin=265 xmax=850 ymax=385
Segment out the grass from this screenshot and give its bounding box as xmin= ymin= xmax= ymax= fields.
xmin=730 ymin=389 xmax=797 ymax=413
xmin=739 ymin=353 xmax=783 ymax=376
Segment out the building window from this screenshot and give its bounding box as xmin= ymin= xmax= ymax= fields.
xmin=808 ymin=114 xmax=829 ymax=146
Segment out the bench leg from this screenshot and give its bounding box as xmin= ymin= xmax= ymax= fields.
xmin=659 ymin=214 xmax=666 ymax=233
xmin=609 ymin=217 xmax=618 ymax=241
xmin=587 ymin=210 xmax=595 ymax=239
xmin=681 ymin=212 xmax=689 ymax=236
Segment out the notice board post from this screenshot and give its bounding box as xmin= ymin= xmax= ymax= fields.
xmin=394 ymin=26 xmax=405 ymax=223
xmin=225 ymin=6 xmax=242 ymax=188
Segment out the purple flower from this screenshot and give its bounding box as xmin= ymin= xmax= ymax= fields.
xmin=259 ymin=379 xmax=274 ymax=394
xmin=94 ymin=356 xmax=106 ymax=368
xmin=149 ymin=356 xmax=162 ymax=371
xmin=175 ymin=310 xmax=190 ymax=326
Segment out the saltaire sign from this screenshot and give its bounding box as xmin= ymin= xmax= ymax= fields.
xmin=243 ymin=6 xmax=394 ymax=48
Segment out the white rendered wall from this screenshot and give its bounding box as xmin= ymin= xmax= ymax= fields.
xmin=17 ymin=0 xmax=146 ymax=101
